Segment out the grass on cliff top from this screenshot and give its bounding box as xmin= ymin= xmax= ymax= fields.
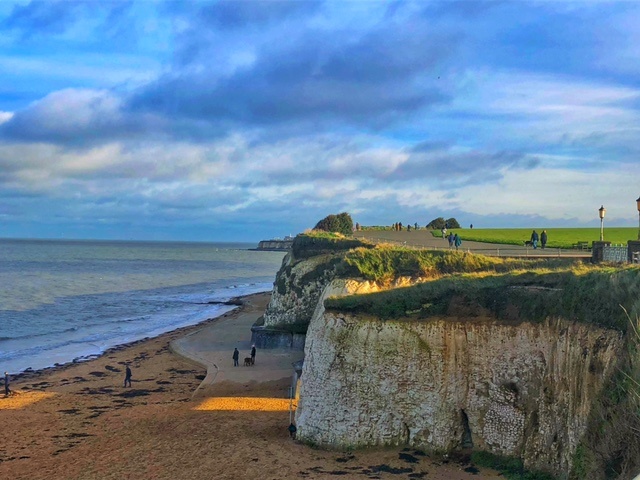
xmin=291 ymin=231 xmax=373 ymax=259
xmin=342 ymin=245 xmax=575 ymax=283
xmin=427 ymin=227 xmax=637 ymax=249
xmin=325 ymin=263 xmax=640 ymax=332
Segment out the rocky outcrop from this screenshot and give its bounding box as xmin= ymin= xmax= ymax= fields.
xmin=263 ymin=249 xmax=427 ymax=329
xmin=262 ymin=252 xmax=338 ymax=330
xmin=295 ymin=280 xmax=624 ymax=478
xmin=256 ymin=239 xmax=293 ymax=251
xmin=257 ymin=247 xmax=427 ymax=349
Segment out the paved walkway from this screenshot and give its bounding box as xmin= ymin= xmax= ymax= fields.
xmin=170 ymin=294 xmax=303 ymax=392
xmin=354 ymin=230 xmax=591 ymax=258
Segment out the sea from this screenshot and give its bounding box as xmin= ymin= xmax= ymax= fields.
xmin=0 ymin=238 xmax=286 ymax=374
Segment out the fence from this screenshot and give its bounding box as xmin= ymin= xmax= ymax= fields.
xmin=602 ymin=245 xmax=628 ymax=263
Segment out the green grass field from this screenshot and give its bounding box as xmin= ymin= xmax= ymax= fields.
xmin=429 ymin=227 xmax=638 ymax=249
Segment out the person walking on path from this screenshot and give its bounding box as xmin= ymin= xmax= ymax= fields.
xmin=448 ymin=232 xmax=454 ymax=249
xmin=4 ymin=371 xmax=11 ymax=396
xmin=531 ymin=230 xmax=539 ymax=249
xmin=541 ymin=230 xmax=548 ymax=249
xmin=251 ymin=345 xmax=256 ymax=365
xmin=232 ymin=348 xmax=239 ymax=367
xmin=454 ymin=234 xmax=462 ymax=251
xmin=124 ymin=365 xmax=132 ymax=387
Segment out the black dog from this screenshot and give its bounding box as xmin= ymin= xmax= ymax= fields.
xmin=243 ymin=357 xmax=252 ymax=366
xmin=523 ymin=240 xmax=533 ymax=247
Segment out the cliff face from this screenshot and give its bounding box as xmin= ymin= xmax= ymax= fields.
xmin=296 ymin=281 xmax=623 ymax=477
xmin=262 ymin=251 xmax=423 ymax=330
xmin=262 ymin=252 xmax=339 ymax=330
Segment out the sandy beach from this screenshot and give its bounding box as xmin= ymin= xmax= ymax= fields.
xmin=1 ymin=292 xmax=500 ymax=480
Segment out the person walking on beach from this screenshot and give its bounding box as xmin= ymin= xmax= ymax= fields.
xmin=232 ymin=348 xmax=239 ymax=367
xmin=531 ymin=230 xmax=539 ymax=249
xmin=124 ymin=365 xmax=132 ymax=387
xmin=251 ymin=345 xmax=256 ymax=365
xmin=454 ymin=234 xmax=462 ymax=251
xmin=541 ymin=230 xmax=548 ymax=249
xmin=4 ymin=371 xmax=11 ymax=396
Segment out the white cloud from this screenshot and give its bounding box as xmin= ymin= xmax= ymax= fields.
xmin=453 ymin=165 xmax=640 ymax=224
xmin=447 ymin=70 xmax=640 ymax=148
xmin=0 ymin=111 xmax=13 ymax=124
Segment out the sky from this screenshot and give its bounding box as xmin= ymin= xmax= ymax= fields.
xmin=1 ymin=0 xmax=640 ymax=242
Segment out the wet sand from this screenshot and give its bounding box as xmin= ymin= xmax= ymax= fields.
xmin=0 ymin=292 xmax=501 ymax=480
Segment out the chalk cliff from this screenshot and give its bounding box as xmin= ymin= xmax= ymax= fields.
xmin=295 ymin=279 xmax=625 ymax=478
xmin=262 ymin=252 xmax=340 ymax=330
xmin=262 ymin=251 xmax=423 ymax=330
xmin=260 ymin=235 xmax=638 ymax=478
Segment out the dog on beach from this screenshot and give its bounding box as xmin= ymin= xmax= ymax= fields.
xmin=243 ymin=357 xmax=252 ymax=366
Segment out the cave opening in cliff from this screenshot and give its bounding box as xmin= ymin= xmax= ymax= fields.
xmin=461 ymin=410 xmax=473 ymax=448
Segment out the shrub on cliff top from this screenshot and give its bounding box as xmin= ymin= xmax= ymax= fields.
xmin=314 ymin=212 xmax=354 ymax=235
xmin=426 ymin=217 xmax=461 ymax=229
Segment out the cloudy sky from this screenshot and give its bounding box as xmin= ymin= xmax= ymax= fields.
xmin=1 ymin=0 xmax=640 ymax=242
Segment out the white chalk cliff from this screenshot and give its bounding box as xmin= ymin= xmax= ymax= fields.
xmin=295 ymin=279 xmax=623 ymax=477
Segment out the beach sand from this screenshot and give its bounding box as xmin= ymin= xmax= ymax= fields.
xmin=0 ymin=293 xmax=501 ymax=480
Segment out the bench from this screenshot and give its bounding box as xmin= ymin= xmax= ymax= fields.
xmin=572 ymin=241 xmax=589 ymax=250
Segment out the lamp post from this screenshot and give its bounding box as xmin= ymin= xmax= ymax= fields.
xmin=598 ymin=205 xmax=606 ymax=241
xmin=636 ymin=196 xmax=640 ymax=240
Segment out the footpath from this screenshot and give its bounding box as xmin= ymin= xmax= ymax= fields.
xmin=354 ymin=230 xmax=591 ymax=258
xmin=170 ymin=293 xmax=303 ymax=391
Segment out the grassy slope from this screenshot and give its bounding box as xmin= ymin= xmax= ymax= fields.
xmin=326 ymin=246 xmax=640 ymax=332
xmin=427 ymin=227 xmax=638 ymax=249
xmin=328 ymin=264 xmax=640 ymax=332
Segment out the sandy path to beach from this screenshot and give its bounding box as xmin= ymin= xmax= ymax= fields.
xmin=0 ymin=293 xmax=501 ymax=480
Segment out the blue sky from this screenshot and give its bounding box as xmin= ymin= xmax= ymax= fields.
xmin=1 ymin=0 xmax=640 ymax=242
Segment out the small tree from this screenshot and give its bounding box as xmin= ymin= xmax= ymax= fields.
xmin=426 ymin=217 xmax=461 ymax=229
xmin=314 ymin=212 xmax=354 ymax=235
xmin=426 ymin=217 xmax=446 ymax=230
xmin=446 ymin=218 xmax=461 ymax=229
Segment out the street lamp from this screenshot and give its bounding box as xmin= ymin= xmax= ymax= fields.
xmin=636 ymin=196 xmax=640 ymax=240
xmin=598 ymin=205 xmax=606 ymax=241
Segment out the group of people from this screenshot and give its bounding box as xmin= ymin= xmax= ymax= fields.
xmin=392 ymin=222 xmax=420 ymax=231
xmin=446 ymin=232 xmax=463 ymax=250
xmin=529 ymin=230 xmax=548 ymax=249
xmin=232 ymin=345 xmax=256 ymax=366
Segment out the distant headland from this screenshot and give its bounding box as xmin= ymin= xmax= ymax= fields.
xmin=254 ymin=235 xmax=295 ymax=251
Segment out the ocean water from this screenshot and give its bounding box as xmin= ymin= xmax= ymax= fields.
xmin=0 ymin=239 xmax=286 ymax=374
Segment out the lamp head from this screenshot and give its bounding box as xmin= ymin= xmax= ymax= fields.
xmin=598 ymin=205 xmax=606 ymax=219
